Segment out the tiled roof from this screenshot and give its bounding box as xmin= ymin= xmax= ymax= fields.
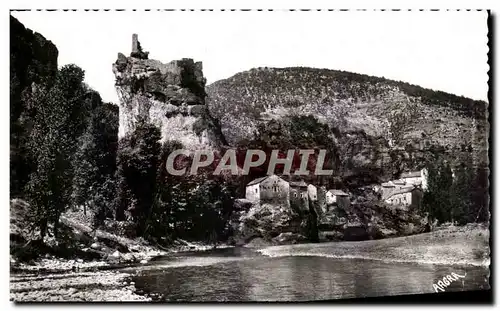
xmin=392 ymin=179 xmax=406 ymax=185
xmin=383 ymin=186 xmax=417 ymax=200
xmin=408 ymin=180 xmax=422 ymax=185
xmin=401 ymin=171 xmax=422 ymax=178
xmin=328 ymin=189 xmax=348 ymax=196
xmin=290 ymin=180 xmax=308 ymax=187
xmin=247 ymin=176 xmax=270 ymax=186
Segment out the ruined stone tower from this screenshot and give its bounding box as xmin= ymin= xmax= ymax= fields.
xmin=112 ymin=34 xmax=226 ymax=150
xmin=131 ymin=34 xmax=138 ymax=54
xmin=129 ymin=34 xmax=148 ymax=59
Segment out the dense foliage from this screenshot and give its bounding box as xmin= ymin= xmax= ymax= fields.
xmin=209 ymin=67 xmax=486 ymax=120
xmin=114 ymin=126 xmax=239 ymax=244
xmin=72 ymin=100 xmax=119 ymax=217
xmin=24 ymin=65 xmax=94 ymax=238
xmin=423 ymin=155 xmax=489 ymax=226
xmin=10 ymin=16 xmax=58 ymax=196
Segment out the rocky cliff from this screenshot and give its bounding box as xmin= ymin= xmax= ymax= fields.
xmin=10 ymin=15 xmax=59 ymax=195
xmin=207 ymin=67 xmax=489 ymax=185
xmin=112 ymin=35 xmax=226 ymax=150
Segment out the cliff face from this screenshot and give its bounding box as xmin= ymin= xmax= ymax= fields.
xmin=207 ymin=67 xmax=489 ymax=185
xmin=10 ymin=15 xmax=59 ymax=195
xmin=112 ymin=36 xmax=226 ymax=150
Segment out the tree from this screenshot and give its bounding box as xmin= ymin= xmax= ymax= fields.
xmin=422 ymin=158 xmax=453 ymax=225
xmin=72 ymin=101 xmax=118 ymax=215
xmin=145 ymin=139 xmax=185 ymax=242
xmin=470 ymin=166 xmax=489 ymax=223
xmin=449 ymin=159 xmax=475 ymax=225
xmin=91 ymin=179 xmax=115 ymax=231
xmin=25 ymin=64 xmax=90 ymax=238
xmin=113 ymin=121 xmax=161 ymax=236
xmin=422 ymin=152 xmax=487 ymax=226
xmin=187 ymin=178 xmax=233 ymax=242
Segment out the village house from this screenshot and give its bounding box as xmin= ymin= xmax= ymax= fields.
xmin=400 ymin=169 xmax=428 ymax=190
xmin=392 ymin=179 xmax=406 ymax=187
xmin=376 ymin=168 xmax=428 ymax=199
xmin=289 ymin=180 xmax=308 ymax=199
xmin=245 ymin=174 xmax=290 ymax=207
xmin=245 ymin=175 xmax=324 ymax=213
xmin=382 ymin=185 xmax=423 ymax=208
xmin=307 ymin=184 xmax=318 ymax=201
xmin=307 ymin=184 xmax=326 ymax=216
xmin=377 ymin=182 xmax=394 ymax=196
xmin=325 ymin=189 xmax=350 ymax=211
xmin=289 ymin=180 xmax=309 ymax=212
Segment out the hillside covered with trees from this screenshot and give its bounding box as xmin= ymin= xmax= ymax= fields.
xmin=207 ymin=67 xmax=488 ymax=182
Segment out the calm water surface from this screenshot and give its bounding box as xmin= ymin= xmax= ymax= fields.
xmin=130 ymin=248 xmax=490 ymax=302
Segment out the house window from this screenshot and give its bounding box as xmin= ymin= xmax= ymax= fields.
xmin=255 ymin=188 xmax=258 ymax=193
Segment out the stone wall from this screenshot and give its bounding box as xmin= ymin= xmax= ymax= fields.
xmin=258 ymin=175 xmax=290 ymax=207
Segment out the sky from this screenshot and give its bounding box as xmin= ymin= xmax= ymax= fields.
xmin=11 ymin=10 xmax=489 ymax=103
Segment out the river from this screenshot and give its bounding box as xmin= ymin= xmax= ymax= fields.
xmin=126 ymin=247 xmax=490 ymax=302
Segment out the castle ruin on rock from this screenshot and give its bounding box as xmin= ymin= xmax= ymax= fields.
xmin=112 ymin=34 xmax=226 ymax=150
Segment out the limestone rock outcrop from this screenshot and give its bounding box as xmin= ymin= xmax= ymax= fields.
xmin=229 ymin=202 xmax=305 ymax=246
xmin=317 ymin=189 xmax=429 ymax=242
xmin=10 ymin=16 xmax=59 ymax=195
xmin=112 ymin=35 xmax=226 ymax=150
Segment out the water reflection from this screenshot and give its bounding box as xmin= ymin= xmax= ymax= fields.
xmin=132 ymin=252 xmax=490 ymax=302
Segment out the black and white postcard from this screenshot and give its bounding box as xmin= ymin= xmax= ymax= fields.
xmin=8 ymin=7 xmax=492 ymax=303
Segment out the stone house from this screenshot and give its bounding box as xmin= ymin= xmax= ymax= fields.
xmin=245 ymin=174 xmax=290 ymax=207
xmin=307 ymin=184 xmax=318 ymax=201
xmin=325 ymin=189 xmax=350 ymax=211
xmin=378 ymin=168 xmax=427 ymax=199
xmin=391 ymin=179 xmax=406 ymax=187
xmin=377 ymin=182 xmax=394 ymax=198
xmin=307 ymin=184 xmax=326 ymax=217
xmin=245 ymin=176 xmax=334 ymax=216
xmin=382 ymin=185 xmax=423 ymax=208
xmin=289 ymin=180 xmax=309 ymax=212
xmin=400 ymin=169 xmax=428 ymax=191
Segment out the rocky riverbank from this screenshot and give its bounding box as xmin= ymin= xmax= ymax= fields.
xmin=11 ymin=223 xmax=489 ymax=302
xmin=10 ymin=199 xmax=227 ymax=302
xmin=10 ymin=270 xmax=151 ymax=302
xmin=10 ymin=240 xmax=229 ymax=302
xmin=258 ymin=223 xmax=491 ymax=267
